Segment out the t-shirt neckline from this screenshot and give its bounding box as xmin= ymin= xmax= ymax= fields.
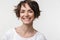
xmin=13 ymin=28 xmax=39 ymax=39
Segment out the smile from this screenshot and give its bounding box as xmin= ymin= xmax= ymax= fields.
xmin=23 ymin=18 xmax=31 ymax=21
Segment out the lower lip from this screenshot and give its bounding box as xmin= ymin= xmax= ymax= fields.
xmin=22 ymin=17 xmax=31 ymax=21
xmin=23 ymin=18 xmax=31 ymax=21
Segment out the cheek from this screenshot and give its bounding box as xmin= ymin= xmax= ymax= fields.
xmin=30 ymin=13 xmax=34 ymax=18
xmin=20 ymin=14 xmax=23 ymax=18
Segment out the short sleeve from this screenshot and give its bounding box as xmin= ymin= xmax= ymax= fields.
xmin=1 ymin=33 xmax=8 ymax=40
xmin=39 ymin=34 xmax=46 ymax=40
xmin=1 ymin=29 xmax=14 ymax=40
xmin=36 ymin=32 xmax=47 ymax=40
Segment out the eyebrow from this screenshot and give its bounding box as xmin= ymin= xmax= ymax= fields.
xmin=28 ymin=9 xmax=33 ymax=11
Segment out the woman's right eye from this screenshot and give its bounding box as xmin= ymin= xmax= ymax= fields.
xmin=20 ymin=11 xmax=24 ymax=13
xmin=20 ymin=10 xmax=25 ymax=13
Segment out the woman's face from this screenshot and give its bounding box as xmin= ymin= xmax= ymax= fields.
xmin=19 ymin=3 xmax=35 ymax=25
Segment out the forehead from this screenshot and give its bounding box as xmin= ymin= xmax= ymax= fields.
xmin=20 ymin=3 xmax=32 ymax=10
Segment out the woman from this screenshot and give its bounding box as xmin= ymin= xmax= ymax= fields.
xmin=1 ymin=0 xmax=46 ymax=40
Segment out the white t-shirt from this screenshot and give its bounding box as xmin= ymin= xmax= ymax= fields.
xmin=1 ymin=28 xmax=46 ymax=40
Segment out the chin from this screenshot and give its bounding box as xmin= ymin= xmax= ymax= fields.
xmin=23 ymin=21 xmax=33 ymax=25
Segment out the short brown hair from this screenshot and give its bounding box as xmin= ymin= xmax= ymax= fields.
xmin=14 ymin=0 xmax=41 ymax=18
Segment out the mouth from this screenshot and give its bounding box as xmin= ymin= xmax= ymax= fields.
xmin=23 ymin=17 xmax=31 ymax=21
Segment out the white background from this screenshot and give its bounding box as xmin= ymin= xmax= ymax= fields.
xmin=0 ymin=0 xmax=60 ymax=40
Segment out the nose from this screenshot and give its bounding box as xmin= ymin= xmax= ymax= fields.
xmin=24 ymin=12 xmax=29 ymax=17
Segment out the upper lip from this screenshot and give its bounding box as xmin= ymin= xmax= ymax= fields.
xmin=23 ymin=17 xmax=31 ymax=20
xmin=23 ymin=17 xmax=28 ymax=18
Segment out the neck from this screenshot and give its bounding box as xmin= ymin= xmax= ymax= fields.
xmin=15 ymin=23 xmax=37 ymax=37
xmin=21 ymin=23 xmax=34 ymax=33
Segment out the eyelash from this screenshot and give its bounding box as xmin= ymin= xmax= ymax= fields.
xmin=20 ymin=11 xmax=24 ymax=13
xmin=28 ymin=11 xmax=33 ymax=13
xmin=20 ymin=10 xmax=33 ymax=13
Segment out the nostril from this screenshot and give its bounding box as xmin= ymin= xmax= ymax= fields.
xmin=24 ymin=13 xmax=29 ymax=16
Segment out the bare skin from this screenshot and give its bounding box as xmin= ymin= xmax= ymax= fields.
xmin=15 ymin=3 xmax=37 ymax=38
xmin=15 ymin=24 xmax=37 ymax=38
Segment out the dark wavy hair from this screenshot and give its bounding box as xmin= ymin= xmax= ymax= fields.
xmin=14 ymin=0 xmax=41 ymax=18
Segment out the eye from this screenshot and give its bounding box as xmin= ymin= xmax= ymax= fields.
xmin=20 ymin=10 xmax=25 ymax=13
xmin=28 ymin=10 xmax=34 ymax=13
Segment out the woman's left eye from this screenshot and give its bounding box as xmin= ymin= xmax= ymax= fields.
xmin=28 ymin=10 xmax=33 ymax=13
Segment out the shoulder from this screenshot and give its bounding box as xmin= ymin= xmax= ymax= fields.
xmin=36 ymin=32 xmax=47 ymax=40
xmin=1 ymin=28 xmax=15 ymax=40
